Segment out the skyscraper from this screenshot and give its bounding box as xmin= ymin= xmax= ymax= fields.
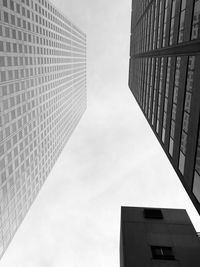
xmin=129 ymin=0 xmax=200 ymax=214
xmin=120 ymin=206 xmax=200 ymax=266
xmin=0 ymin=0 xmax=86 ymax=258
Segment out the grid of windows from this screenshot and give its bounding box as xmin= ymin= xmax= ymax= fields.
xmin=129 ymin=0 xmax=200 ymax=214
xmin=131 ymin=0 xmax=200 ymax=55
xmin=0 ymin=0 xmax=86 ymax=258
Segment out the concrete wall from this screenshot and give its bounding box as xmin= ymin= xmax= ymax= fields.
xmin=120 ymin=207 xmax=200 ymax=267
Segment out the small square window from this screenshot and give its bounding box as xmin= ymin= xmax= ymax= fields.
xmin=144 ymin=208 xmax=163 ymax=219
xmin=151 ymin=246 xmax=175 ymax=260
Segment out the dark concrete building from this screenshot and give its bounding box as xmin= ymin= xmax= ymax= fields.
xmin=129 ymin=0 xmax=200 ymax=214
xmin=120 ymin=206 xmax=200 ymax=267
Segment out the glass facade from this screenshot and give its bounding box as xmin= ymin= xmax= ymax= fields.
xmin=0 ymin=0 xmax=86 ymax=258
xmin=129 ymin=0 xmax=200 ymax=214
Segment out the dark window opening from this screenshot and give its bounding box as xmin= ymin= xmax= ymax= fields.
xmin=143 ymin=208 xmax=163 ymax=219
xmin=151 ymin=246 xmax=175 ymax=260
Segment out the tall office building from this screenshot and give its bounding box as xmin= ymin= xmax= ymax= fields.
xmin=129 ymin=0 xmax=200 ymax=213
xmin=0 ymin=0 xmax=86 ymax=258
xmin=120 ymin=206 xmax=200 ymax=266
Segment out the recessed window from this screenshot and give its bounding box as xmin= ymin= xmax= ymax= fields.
xmin=16 ymin=3 xmax=20 ymax=13
xmin=3 ymin=0 xmax=7 ymax=7
xmin=151 ymin=246 xmax=175 ymax=260
xmin=0 ymin=41 xmax=4 ymax=51
xmin=10 ymin=0 xmax=14 ymax=11
xmin=4 ymin=12 xmax=9 ymax=23
xmin=144 ymin=208 xmax=163 ymax=219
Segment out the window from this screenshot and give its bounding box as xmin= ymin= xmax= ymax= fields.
xmin=3 ymin=0 xmax=7 ymax=7
xmin=5 ymin=27 xmax=10 ymax=38
xmin=169 ymin=0 xmax=177 ymax=45
xmin=193 ymin=121 xmax=200 ymax=202
xmin=162 ymin=57 xmax=171 ymax=143
xmin=11 ymin=14 xmax=15 ymax=25
xmin=17 ymin=18 xmax=21 ymax=27
xmin=156 ymin=0 xmax=163 ymax=48
xmin=163 ymin=0 xmax=169 ymax=47
xmin=12 ymin=29 xmax=16 ymax=39
xmin=0 ymin=56 xmax=5 ymax=67
xmin=151 ymin=58 xmax=159 ymax=125
xmin=178 ymin=0 xmax=187 ymax=43
xmin=6 ymin=42 xmax=11 ymax=52
xmin=156 ymin=58 xmax=164 ymax=133
xmin=16 ymin=3 xmax=20 ymax=13
xmin=10 ymin=0 xmax=14 ymax=11
xmin=179 ymin=56 xmax=195 ymax=174
xmin=4 ymin=12 xmax=9 ymax=23
xmin=153 ymin=0 xmax=159 ymax=50
xmin=191 ymin=0 xmax=200 ymax=40
xmin=22 ymin=7 xmax=25 ymax=16
xmin=169 ymin=57 xmax=181 ymax=156
xmin=144 ymin=208 xmax=163 ymax=219
xmin=151 ymin=246 xmax=175 ymax=260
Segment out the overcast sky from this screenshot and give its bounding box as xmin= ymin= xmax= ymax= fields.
xmin=1 ymin=0 xmax=200 ymax=266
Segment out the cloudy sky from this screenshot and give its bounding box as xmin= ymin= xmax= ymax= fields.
xmin=1 ymin=0 xmax=200 ymax=266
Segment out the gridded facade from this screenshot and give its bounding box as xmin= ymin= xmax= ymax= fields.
xmin=129 ymin=0 xmax=200 ymax=214
xmin=0 ymin=0 xmax=86 ymax=258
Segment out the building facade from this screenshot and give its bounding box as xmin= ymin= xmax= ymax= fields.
xmin=120 ymin=206 xmax=200 ymax=267
xmin=0 ymin=0 xmax=86 ymax=258
xmin=129 ymin=0 xmax=200 ymax=214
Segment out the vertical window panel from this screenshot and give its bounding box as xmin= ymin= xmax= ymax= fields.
xmin=169 ymin=57 xmax=181 ymax=157
xmin=179 ymin=56 xmax=196 ymax=174
xmin=191 ymin=0 xmax=200 ymax=40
